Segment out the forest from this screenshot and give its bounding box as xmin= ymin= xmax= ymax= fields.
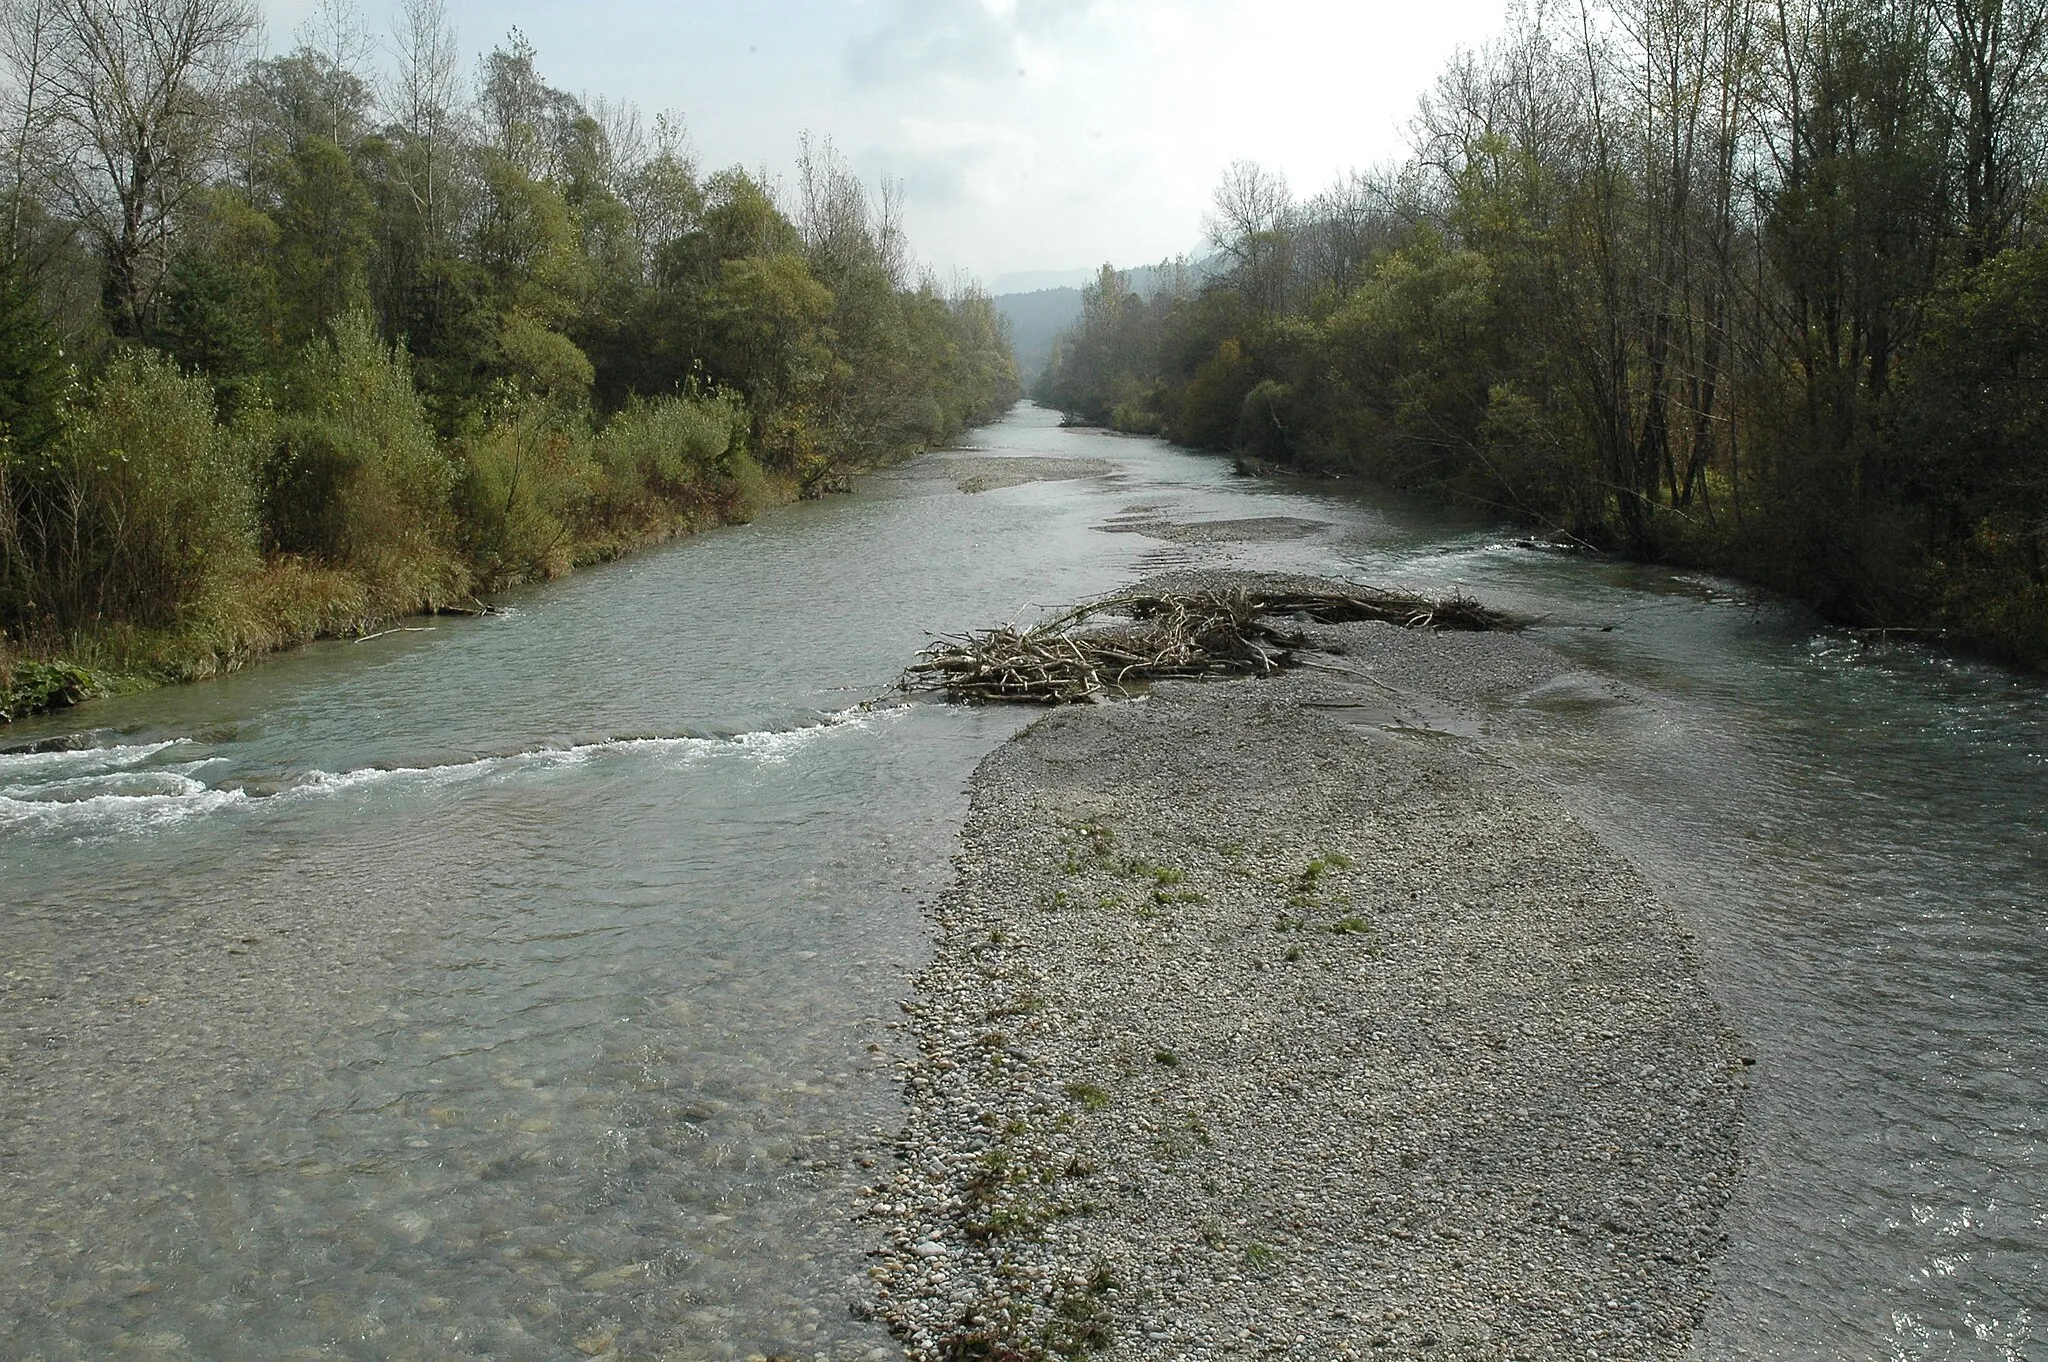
xmin=1039 ymin=0 xmax=2048 ymax=668
xmin=0 ymin=0 xmax=1018 ymax=719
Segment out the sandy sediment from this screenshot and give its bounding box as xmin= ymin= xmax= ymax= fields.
xmin=936 ymin=456 xmax=1117 ymax=493
xmin=1098 ymin=513 xmax=1332 ymax=545
xmin=861 ymin=583 xmax=1746 ymax=1360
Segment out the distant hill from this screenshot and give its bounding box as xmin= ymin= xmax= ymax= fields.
xmin=989 ymin=268 xmax=1097 ymax=294
xmin=994 ymin=258 xmax=1216 ymax=385
xmin=994 ymin=287 xmax=1082 ymax=386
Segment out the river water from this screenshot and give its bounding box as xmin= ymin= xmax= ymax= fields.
xmin=1 ymin=404 xmax=2041 ymax=1360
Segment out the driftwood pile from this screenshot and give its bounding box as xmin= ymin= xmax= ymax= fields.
xmin=902 ymin=585 xmax=1512 ymax=704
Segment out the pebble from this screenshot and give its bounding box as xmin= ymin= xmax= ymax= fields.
xmin=860 ymin=571 xmax=1746 ymax=1361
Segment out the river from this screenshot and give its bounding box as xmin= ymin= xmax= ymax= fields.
xmin=2 ymin=403 xmax=2042 ymax=1360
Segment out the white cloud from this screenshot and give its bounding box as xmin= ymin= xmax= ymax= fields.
xmin=261 ymin=0 xmax=1511 ymax=282
xmin=865 ymin=118 xmax=1042 ymax=209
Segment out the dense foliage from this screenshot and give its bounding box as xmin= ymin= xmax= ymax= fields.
xmin=1040 ymin=0 xmax=2048 ymax=667
xmin=0 ymin=0 xmax=1016 ymax=700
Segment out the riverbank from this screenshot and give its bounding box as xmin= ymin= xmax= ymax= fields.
xmin=866 ymin=576 xmax=1746 ymax=1359
xmin=2 ymin=456 xmax=855 ymax=731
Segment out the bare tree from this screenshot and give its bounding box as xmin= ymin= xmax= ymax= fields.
xmin=875 ymin=173 xmax=909 ymax=287
xmin=587 ymin=93 xmax=643 ymax=195
xmin=1205 ymin=159 xmax=1291 ymax=263
xmin=384 ymin=0 xmax=461 ymax=247
xmin=1205 ymin=159 xmax=1293 ymax=311
xmin=23 ymin=0 xmax=258 ymax=333
xmin=1296 ymin=166 xmax=1408 ymax=294
xmin=0 ymin=0 xmax=56 ymax=256
xmin=1940 ymin=0 xmax=2048 ymax=259
xmin=295 ymin=0 xmax=373 ymax=144
xmin=794 ymin=132 xmax=872 ymax=277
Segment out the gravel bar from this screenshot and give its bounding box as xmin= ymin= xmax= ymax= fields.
xmin=860 ymin=581 xmax=1746 ymax=1360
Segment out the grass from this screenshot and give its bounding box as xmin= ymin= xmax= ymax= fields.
xmin=0 ymin=460 xmax=809 ymax=728
xmin=1296 ymin=851 xmax=1354 ymax=891
xmin=985 ymin=993 xmax=1046 ymax=1020
xmin=1062 ymin=819 xmax=1118 ymax=875
xmin=958 ymin=1122 xmax=1095 ymax=1253
xmin=1048 ymin=1266 xmax=1117 ymax=1354
xmin=1063 ymin=1081 xmax=1111 ymax=1111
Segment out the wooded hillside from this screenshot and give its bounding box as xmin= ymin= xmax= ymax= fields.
xmin=1041 ymin=0 xmax=2048 ymax=667
xmin=0 ymin=0 xmax=1017 ymax=704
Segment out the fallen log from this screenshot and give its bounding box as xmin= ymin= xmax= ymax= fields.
xmin=902 ymin=585 xmax=1513 ymax=704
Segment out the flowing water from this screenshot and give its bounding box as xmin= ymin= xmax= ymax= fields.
xmin=1 ymin=404 xmax=2042 ymax=1360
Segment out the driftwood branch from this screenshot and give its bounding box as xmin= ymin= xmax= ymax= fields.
xmin=901 ymin=585 xmax=1513 ymax=705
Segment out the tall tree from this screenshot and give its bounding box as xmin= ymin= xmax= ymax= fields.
xmin=1206 ymin=160 xmax=1294 ymax=313
xmin=28 ymin=0 xmax=258 ymax=334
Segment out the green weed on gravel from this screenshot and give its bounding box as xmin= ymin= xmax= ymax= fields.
xmin=1063 ymin=1081 xmax=1111 ymax=1111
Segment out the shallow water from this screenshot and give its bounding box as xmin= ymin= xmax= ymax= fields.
xmin=3 ymin=404 xmax=2043 ymax=1359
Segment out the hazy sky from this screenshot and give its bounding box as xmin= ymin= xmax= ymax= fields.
xmin=258 ymin=0 xmax=1510 ymax=287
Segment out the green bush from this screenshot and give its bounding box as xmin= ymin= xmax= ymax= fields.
xmin=265 ymin=313 xmax=466 ymax=609
xmin=598 ymin=393 xmax=730 ymax=494
xmin=498 ymin=312 xmax=595 ymax=405
xmin=0 ymin=656 xmax=96 ymax=721
xmin=456 ymin=400 xmax=596 ymax=584
xmin=584 ymin=391 xmax=758 ymax=535
xmin=1237 ymin=379 xmax=1293 ymax=460
xmin=8 ymin=349 xmax=255 ymax=630
xmin=1172 ymin=339 xmax=1254 ymax=448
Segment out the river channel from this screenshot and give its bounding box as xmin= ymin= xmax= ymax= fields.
xmin=2 ymin=404 xmax=2042 ymax=1360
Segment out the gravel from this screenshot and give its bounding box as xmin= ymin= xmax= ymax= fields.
xmin=935 ymin=456 xmax=1117 ymax=493
xmin=859 ymin=575 xmax=1746 ymax=1360
xmin=1097 ymin=514 xmax=1332 ymax=545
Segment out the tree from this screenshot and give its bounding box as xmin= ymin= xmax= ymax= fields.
xmin=277 ymin=134 xmax=373 ymax=341
xmin=1205 ymin=160 xmax=1294 ymax=314
xmin=27 ymin=0 xmax=259 ymax=335
xmin=0 ymin=0 xmax=57 ymax=257
xmin=1939 ymin=0 xmax=2048 ymax=262
xmin=382 ymin=0 xmax=461 ymax=252
xmin=0 ymin=249 xmax=64 ymax=456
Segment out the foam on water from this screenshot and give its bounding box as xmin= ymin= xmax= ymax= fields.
xmin=0 ymin=784 xmax=252 ymax=833
xmin=0 ymin=704 xmax=901 ymax=838
xmin=0 ymin=737 xmax=188 ymax=777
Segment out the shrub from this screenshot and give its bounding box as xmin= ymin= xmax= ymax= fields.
xmin=594 ymin=394 xmax=725 ymax=504
xmin=1236 ymin=379 xmax=1293 ymax=460
xmin=456 ymin=399 xmax=595 ymax=584
xmin=1172 ymin=338 xmax=1253 ymax=448
xmin=174 ymin=557 xmax=375 ymax=676
xmin=585 ymin=391 xmax=757 ymax=535
xmin=264 ymin=313 xmax=466 ymax=610
xmin=497 ymin=312 xmax=595 ymax=405
xmin=0 ymin=656 xmax=96 ymax=721
xmin=8 ymin=349 xmax=255 ymax=631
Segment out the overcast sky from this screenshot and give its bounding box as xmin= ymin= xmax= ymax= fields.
xmin=258 ymin=0 xmax=1511 ymax=289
